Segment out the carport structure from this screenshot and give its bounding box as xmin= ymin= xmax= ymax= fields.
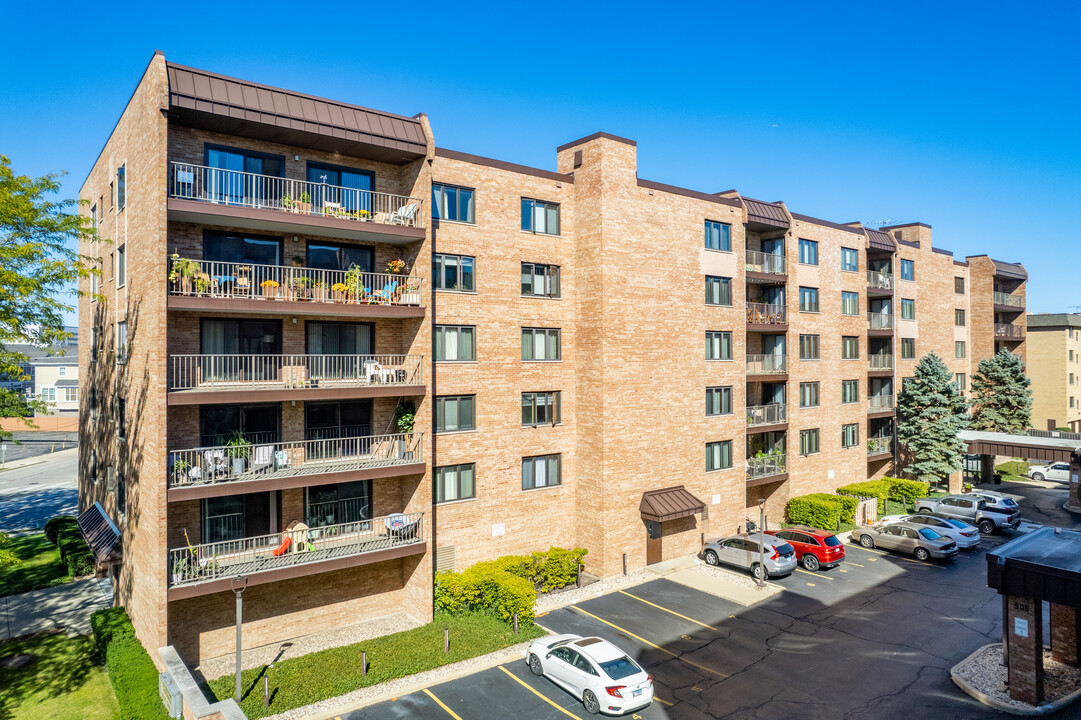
xmin=959 ymin=430 xmax=1081 ymax=509
xmin=987 ymin=527 xmax=1081 ymax=705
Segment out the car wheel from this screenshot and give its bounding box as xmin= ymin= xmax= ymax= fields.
xmin=859 ymin=535 xmax=875 ymax=549
xmin=704 ymin=549 xmax=720 ymax=566
xmin=978 ymin=519 xmax=995 ymax=535
xmin=583 ymin=689 xmax=600 ymax=715
xmin=528 ymin=654 xmax=543 ymax=676
xmin=802 ymin=554 xmax=820 ymax=571
xmin=751 ymin=563 xmax=765 ymax=581
xmin=914 ymin=547 xmax=931 ymax=561
xmin=917 ymin=507 xmax=931 ymax=514
xmin=1032 ymin=473 xmax=1045 ymax=482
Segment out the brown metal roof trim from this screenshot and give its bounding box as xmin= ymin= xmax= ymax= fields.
xmin=880 ymin=222 xmax=932 ymax=231
xmin=965 ymin=439 xmax=1077 ymax=464
xmin=556 ymin=131 xmax=637 ymax=152
xmin=789 ymin=212 xmax=865 ymax=236
xmin=897 ymin=238 xmax=919 ymax=248
xmin=932 ymin=247 xmax=954 ymax=257
xmin=78 ymin=502 xmax=122 ymax=568
xmin=865 ymin=228 xmax=896 ymax=251
xmin=166 ymin=63 xmax=427 ymax=162
xmin=640 ymin=486 xmax=706 ymax=522
xmin=435 ymin=148 xmax=573 ymax=183
xmin=992 ymin=260 xmax=1028 ymax=280
xmin=743 ymin=198 xmax=789 ymax=228
xmin=954 ymin=260 xmax=969 ymax=267
xmin=636 ymin=179 xmax=742 ymax=208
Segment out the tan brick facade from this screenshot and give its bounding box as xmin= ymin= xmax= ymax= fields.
xmin=1026 ymin=314 xmax=1081 ymax=432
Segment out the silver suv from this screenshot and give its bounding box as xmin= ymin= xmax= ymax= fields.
xmin=912 ymin=494 xmax=1020 ymax=534
xmin=702 ymin=532 xmax=797 ymax=580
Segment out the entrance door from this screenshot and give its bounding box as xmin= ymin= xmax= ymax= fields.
xmin=646 ymin=521 xmax=662 ymax=564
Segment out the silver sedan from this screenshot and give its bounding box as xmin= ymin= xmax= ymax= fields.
xmin=879 ymin=513 xmax=981 ymax=549
xmin=851 ymin=521 xmax=958 ymax=561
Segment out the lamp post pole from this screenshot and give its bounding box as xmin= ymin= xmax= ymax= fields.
xmin=756 ymin=499 xmax=766 ymax=587
xmin=230 ymin=576 xmax=248 ymax=702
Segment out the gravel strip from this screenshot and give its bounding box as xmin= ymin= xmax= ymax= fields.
xmin=953 ymin=643 xmax=1081 ymax=711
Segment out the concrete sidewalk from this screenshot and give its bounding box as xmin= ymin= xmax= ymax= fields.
xmin=647 ymin=554 xmax=785 ymax=605
xmin=0 ymin=577 xmax=112 ymax=641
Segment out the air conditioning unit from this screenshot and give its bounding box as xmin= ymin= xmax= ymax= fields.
xmin=158 ymin=671 xmax=183 ymax=718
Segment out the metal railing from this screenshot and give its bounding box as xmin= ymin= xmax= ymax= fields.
xmin=868 ymin=313 xmax=894 ymax=330
xmin=868 ymin=395 xmax=894 ymax=411
xmin=993 ymin=291 xmax=1024 ymax=308
xmin=745 ymin=250 xmax=786 ymax=275
xmin=746 ymin=302 xmax=787 ymax=325
xmin=868 ymin=354 xmax=894 ymax=371
xmin=1029 ymin=428 xmax=1081 ymax=441
xmin=169 ymin=354 xmax=424 ymax=392
xmin=169 ymin=162 xmax=424 ymax=228
xmin=747 ymin=454 xmax=787 ymax=480
xmin=168 ymin=511 xmax=424 ymax=587
xmin=168 ymin=432 xmax=423 ymax=489
xmin=867 ymin=436 xmax=893 ymax=456
xmin=867 ymin=270 xmax=894 ymax=290
xmin=746 ymin=354 xmax=787 ymax=375
xmin=995 ymin=323 xmax=1025 ymax=339
xmin=747 ymin=403 xmax=787 ymax=427
xmin=168 ymin=258 xmax=423 ymax=307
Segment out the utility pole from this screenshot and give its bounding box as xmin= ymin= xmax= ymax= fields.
xmin=756 ymin=499 xmax=766 ymax=587
xmin=230 ymin=576 xmax=248 ymax=702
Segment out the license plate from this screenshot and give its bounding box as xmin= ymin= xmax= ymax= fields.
xmin=633 ymin=689 xmax=643 ymax=697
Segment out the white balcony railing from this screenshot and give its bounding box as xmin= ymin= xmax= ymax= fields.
xmin=868 ymin=395 xmax=895 ymax=412
xmin=168 ymin=511 xmax=424 ymax=587
xmin=747 ymin=354 xmax=787 ymax=375
xmin=867 ymin=270 xmax=894 ymax=290
xmin=169 ymin=162 xmax=424 ymax=228
xmin=745 ymin=250 xmax=786 ymax=275
xmin=868 ymin=436 xmax=893 ymax=456
xmin=168 ymin=258 xmax=423 ymax=307
xmin=747 ymin=454 xmax=787 ymax=480
xmin=995 ymin=323 xmax=1025 ymax=339
xmin=169 ymin=354 xmax=423 ymax=392
xmin=746 ymin=302 xmax=787 ymax=325
xmin=747 ymin=403 xmax=787 ymax=427
xmin=868 ymin=354 xmax=894 ymax=371
xmin=993 ymin=292 xmax=1024 ymax=308
xmin=868 ymin=313 xmax=894 ymax=330
xmin=168 ymin=433 xmax=422 ymax=489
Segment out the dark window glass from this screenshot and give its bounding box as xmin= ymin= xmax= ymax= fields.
xmin=437 ymin=395 xmax=477 ymax=433
xmin=305 ymin=480 xmax=372 ymax=527
xmin=522 ymin=392 xmax=561 ymax=426
xmin=704 ymin=221 xmax=731 ymax=251
xmin=204 ymin=231 xmax=282 ymax=266
xmin=306 ymin=242 xmax=373 ymax=273
xmin=435 ymin=463 xmax=476 ymax=503
xmin=434 ymin=254 xmax=475 ymax=291
xmin=432 ymin=183 xmax=475 ymax=223
xmin=522 ymin=263 xmax=560 ymax=298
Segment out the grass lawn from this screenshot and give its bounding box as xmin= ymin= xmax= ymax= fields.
xmin=996 ymin=460 xmax=1030 ymax=482
xmin=0 ymin=632 xmax=120 ymax=720
xmin=205 ymin=612 xmax=546 ymax=719
xmin=0 ymin=533 xmax=73 ymax=598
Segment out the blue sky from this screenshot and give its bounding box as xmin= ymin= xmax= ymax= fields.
xmin=2 ymin=1 xmax=1078 ymax=324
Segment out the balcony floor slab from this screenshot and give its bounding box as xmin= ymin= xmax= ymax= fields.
xmin=168 ymin=295 xmax=426 ymax=319
xmin=167 ymin=384 xmax=426 ymax=406
xmin=746 ymin=473 xmax=788 ymax=488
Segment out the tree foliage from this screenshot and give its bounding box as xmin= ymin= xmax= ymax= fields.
xmin=897 ymin=352 xmax=970 ymax=485
xmin=969 ymin=348 xmax=1033 ymax=433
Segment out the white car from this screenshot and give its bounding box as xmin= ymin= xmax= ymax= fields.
xmin=525 ymin=634 xmax=653 ymax=715
xmin=879 ymin=513 xmax=981 ymax=549
xmin=1028 ymin=462 xmax=1071 ymax=482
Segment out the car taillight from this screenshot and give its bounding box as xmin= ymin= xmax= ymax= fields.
xmin=606 ymin=686 xmax=625 ymax=698
xmin=962 ymin=532 xmax=976 ymax=537
xmin=647 ymin=674 xmax=653 ymax=685
xmin=770 ymin=547 xmax=779 ymax=560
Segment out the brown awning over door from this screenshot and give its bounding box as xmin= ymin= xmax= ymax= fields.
xmin=640 ymin=486 xmax=706 ymax=522
xmin=77 ymin=502 xmax=122 ymax=569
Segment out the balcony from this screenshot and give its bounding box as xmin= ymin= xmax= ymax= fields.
xmin=867 ymin=270 xmax=894 ymax=293
xmin=995 ymin=323 xmax=1026 ymax=340
xmin=167 ymin=354 xmax=425 ymax=405
xmin=167 ymin=511 xmax=425 ymax=599
xmin=167 ymin=432 xmax=423 ymax=501
xmin=746 ymin=354 xmax=787 ymax=377
xmin=746 ymin=302 xmax=787 ymax=327
xmin=167 ymin=259 xmax=424 ymax=318
xmin=745 ymin=250 xmax=786 ymax=277
xmin=868 ymin=354 xmax=894 ymax=371
xmin=994 ymin=292 xmax=1025 ymax=310
xmin=867 ymin=436 xmax=893 ymax=458
xmin=746 ymin=403 xmax=787 ymax=428
xmin=868 ymin=395 xmax=895 ymax=414
xmin=747 ymin=454 xmax=787 ymax=484
xmin=868 ymin=313 xmax=894 ymax=331
xmin=167 ymin=162 xmax=425 ymax=244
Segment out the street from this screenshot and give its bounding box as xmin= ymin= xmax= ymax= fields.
xmin=0 ymin=448 xmax=78 ymax=531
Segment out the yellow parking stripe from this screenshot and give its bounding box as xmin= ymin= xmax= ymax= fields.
xmin=794 ymin=568 xmax=833 ymax=580
xmin=652 ymin=696 xmax=674 ymax=706
xmin=846 ymin=562 xmax=865 ymax=567
xmin=422 ymin=688 xmax=464 ymax=720
xmin=618 ymin=590 xmax=716 ymax=629
xmin=570 ymin=605 xmax=728 ymax=678
xmin=497 ymin=666 xmax=583 ymax=719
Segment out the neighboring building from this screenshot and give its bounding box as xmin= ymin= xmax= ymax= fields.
xmin=32 ymin=355 xmax=80 ymax=416
xmin=1026 ymin=313 xmax=1081 ymax=432
xmin=78 ymin=53 xmax=1028 ymax=666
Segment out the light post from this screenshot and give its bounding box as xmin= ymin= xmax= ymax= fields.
xmin=230 ymin=575 xmax=248 ymax=702
xmin=756 ymin=499 xmax=766 ymax=587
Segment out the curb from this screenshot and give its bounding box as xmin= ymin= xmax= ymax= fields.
xmin=951 ymin=643 xmax=1081 ymax=716
xmin=1062 ymin=502 xmax=1081 ymax=516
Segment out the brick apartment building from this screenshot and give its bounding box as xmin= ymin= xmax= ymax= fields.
xmin=78 ymin=53 xmax=1028 ymax=665
xmin=1025 ymin=313 xmax=1081 ymax=432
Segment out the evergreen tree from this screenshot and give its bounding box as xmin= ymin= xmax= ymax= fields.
xmin=897 ymin=352 xmax=970 ymax=485
xmin=969 ymin=348 xmax=1033 ymax=433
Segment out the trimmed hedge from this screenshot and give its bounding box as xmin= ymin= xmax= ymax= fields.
xmin=44 ymin=515 xmax=77 ymax=545
xmin=90 ymin=607 xmax=169 ymax=720
xmin=836 ymin=480 xmax=892 ymax=510
xmin=837 ymin=478 xmax=930 ymax=512
xmin=887 ymin=478 xmax=930 ymax=504
xmin=56 ymin=524 xmax=94 ymax=577
xmin=787 ymin=494 xmax=845 ymax=529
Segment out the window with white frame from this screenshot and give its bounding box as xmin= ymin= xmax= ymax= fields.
xmin=40 ymin=387 xmax=56 ymax=403
xmin=521 ymin=198 xmax=560 ymax=235
xmin=63 ymin=387 xmax=78 ymax=403
xmin=521 ymin=328 xmax=561 ymax=361
xmin=956 ymin=341 xmax=966 ymax=358
xmin=117 ymin=245 xmax=126 ymax=287
xmin=435 ymin=463 xmax=476 ymax=503
xmin=58 ymin=366 xmax=67 ymax=377
xmin=522 ymin=453 xmax=561 ymax=489
xmin=116 ymin=165 xmax=126 ymax=211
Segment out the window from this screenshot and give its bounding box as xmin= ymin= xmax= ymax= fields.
xmin=798 ymin=239 xmax=818 ymax=265
xmin=841 ymin=291 xmax=859 ymax=316
xmin=522 ymin=263 xmax=560 ymax=298
xmin=901 ymin=298 xmax=915 ymax=320
xmin=108 ymin=181 xmax=114 ymax=210
xmin=432 ymin=183 xmax=475 ymax=223
xmin=116 ymin=321 xmax=127 ymax=363
xmin=116 ymin=470 xmax=125 ymax=516
xmin=704 ymin=221 xmax=731 ymax=251
xmin=109 ymin=252 xmax=114 ymax=280
xmin=433 ymin=254 xmax=475 ymax=292
xmin=116 ymin=396 xmax=126 ymax=439
xmin=901 ymin=338 xmax=915 ymax=359
xmin=117 ymin=245 xmax=126 ymax=287
xmin=842 ymin=423 xmax=859 ymax=448
xmin=63 ymin=387 xmax=79 ymax=403
xmin=955 ymin=373 xmax=967 ymax=393
xmin=522 ymin=453 xmax=561 ymax=489
xmin=116 ymin=165 xmax=125 ymax=211
xmin=705 ymin=331 xmax=732 ymax=360
xmin=706 ymin=386 xmax=732 ymax=416
xmin=842 ymin=380 xmax=859 ymax=404
xmin=306 ymin=480 xmax=372 ymax=527
xmin=40 ymin=387 xmax=56 ymax=403
xmin=435 ymin=395 xmax=476 ymax=433
xmin=800 ymin=429 xmax=820 ymax=456
xmin=98 ymin=196 xmax=104 ymax=220
xmin=800 ymin=382 xmax=820 ymax=408
xmin=899 ymin=259 xmax=914 ymax=281
xmin=956 ymin=341 xmax=966 ymax=358
xmin=434 ymin=325 xmax=476 ymax=361
xmin=305 ymin=161 xmax=372 ymax=213
xmin=842 ymin=336 xmax=859 ymax=359
xmin=206 ymin=231 xmax=284 ymax=267
xmin=521 ymin=198 xmax=560 ymax=235
xmin=955 ymin=277 xmax=965 ymax=294
xmin=841 ymin=247 xmax=859 ymax=272
xmin=955 ymin=309 xmax=966 ymax=326
xmin=91 ymin=203 xmax=97 ymax=227
xmin=522 ymin=392 xmax=561 ymax=426
xmin=89 ymin=387 xmax=98 ymax=422
xmin=58 ymin=366 xmax=67 ymax=377
xmin=306 ymin=322 xmax=371 ymax=357
xmin=706 ymin=440 xmax=733 ymax=471
xmin=799 ymin=334 xmax=820 ymax=360
xmin=705 ymin=276 xmax=732 ymax=306
xmin=799 ymin=287 xmax=819 ymax=312
xmin=435 ymin=463 xmax=476 ymax=503
xmin=521 ymin=328 xmax=561 ymax=361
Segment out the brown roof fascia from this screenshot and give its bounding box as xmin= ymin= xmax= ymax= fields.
xmin=636 ymin=178 xmax=743 ymax=208
xmin=954 ymin=260 xmax=969 ymax=267
xmin=556 ymin=131 xmax=637 ymax=152
xmin=435 ymin=148 xmax=573 ymax=183
xmin=897 ymin=238 xmax=920 ymax=248
xmin=789 ymin=212 xmax=866 ymax=236
xmin=880 ymin=222 xmax=932 ymax=231
xmin=932 ymin=247 xmax=954 ymax=257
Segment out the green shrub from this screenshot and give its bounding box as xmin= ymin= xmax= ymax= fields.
xmin=56 ymin=525 xmax=94 ymax=577
xmin=528 ymin=547 xmax=588 ymax=592
xmin=435 ymin=565 xmax=536 ymax=624
xmin=887 ymin=477 xmax=930 ymax=504
xmin=44 ymin=515 xmax=77 ymax=546
xmin=836 ymin=480 xmax=893 ymax=511
xmin=787 ymin=494 xmax=842 ymax=529
xmin=91 ymin=607 xmax=169 ymax=720
xmin=90 ymin=606 xmax=135 ymax=657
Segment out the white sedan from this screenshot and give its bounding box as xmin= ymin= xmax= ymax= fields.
xmin=525 ymin=634 xmax=653 ymax=715
xmin=1028 ymin=462 xmax=1071 ymax=483
xmin=879 ymin=513 xmax=981 ymax=549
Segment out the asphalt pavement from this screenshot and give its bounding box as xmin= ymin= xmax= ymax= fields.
xmin=0 ymin=431 xmax=78 ymax=463
xmin=0 ymin=448 xmax=78 ymax=531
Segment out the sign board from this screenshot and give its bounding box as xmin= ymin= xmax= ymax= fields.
xmin=712 ymin=494 xmax=721 ymax=505
xmin=1014 ymin=617 xmax=1029 ymax=638
xmin=1073 ymin=474 xmax=1079 ymax=484
xmin=492 ymin=523 xmax=505 ymax=537
xmin=827 ymin=469 xmax=835 ymax=480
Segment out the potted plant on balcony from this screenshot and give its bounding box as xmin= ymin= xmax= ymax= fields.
xmin=226 ymin=430 xmax=251 ymax=475
xmin=172 ymin=458 xmax=190 ymax=484
xmin=291 ymin=255 xmax=304 ymax=268
xmin=345 ymin=264 xmax=365 ymax=304
xmin=358 ymin=209 xmax=372 ymax=222
xmin=297 ymin=191 xmax=312 ymax=214
xmin=169 ymin=254 xmax=200 ymax=295
xmin=386 ymin=258 xmax=406 ymax=274
xmin=331 ymin=282 xmax=347 ymax=303
xmin=282 ymin=194 xmax=295 ymax=212
xmin=260 ymin=279 xmax=279 ymax=299
xmin=289 ymin=275 xmax=312 ymax=300
xmin=171 ymin=555 xmax=191 ymax=585
xmin=311 ymin=280 xmax=327 ymax=302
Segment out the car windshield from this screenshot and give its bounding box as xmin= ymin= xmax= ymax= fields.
xmin=600 ymin=656 xmax=642 ymax=680
xmin=945 ymin=519 xmax=967 ymax=529
xmin=918 ymin=528 xmax=942 ymax=540
xmin=775 ymin=543 xmax=795 ymax=555
xmin=1001 ymin=498 xmax=1017 ymax=507
xmin=823 ymin=535 xmax=842 ymax=547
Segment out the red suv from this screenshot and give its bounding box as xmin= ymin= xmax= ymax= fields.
xmin=765 ymin=526 xmax=845 ymax=571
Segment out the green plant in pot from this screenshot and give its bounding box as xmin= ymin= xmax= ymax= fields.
xmin=172 ymin=458 xmax=190 ymax=483
xmin=169 ymin=253 xmax=200 ymax=294
xmin=345 ymin=264 xmax=366 ymax=303
xmin=394 ymin=401 xmax=416 ymax=434
xmin=225 ymin=430 xmax=252 ymax=475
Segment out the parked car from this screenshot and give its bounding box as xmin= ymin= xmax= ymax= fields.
xmin=850 ymin=521 xmax=958 ymax=561
xmin=765 ymin=526 xmax=845 ymax=571
xmin=1028 ymin=462 xmax=1070 ymax=482
xmin=912 ymin=494 xmax=1020 ymax=534
xmin=702 ymin=532 xmax=797 ymax=580
xmin=879 ymin=513 xmax=981 ymax=549
xmin=967 ymin=490 xmax=1023 ymax=530
xmin=525 ymin=634 xmax=653 ymax=715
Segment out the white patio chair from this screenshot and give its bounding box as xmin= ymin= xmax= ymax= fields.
xmin=380 ymin=366 xmax=398 ymax=384
xmin=253 ymin=445 xmax=274 ymax=473
xmin=204 ymin=450 xmax=227 ymax=477
xmin=388 ymin=202 xmax=418 ymax=226
xmin=364 ymin=361 xmax=382 ymax=384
